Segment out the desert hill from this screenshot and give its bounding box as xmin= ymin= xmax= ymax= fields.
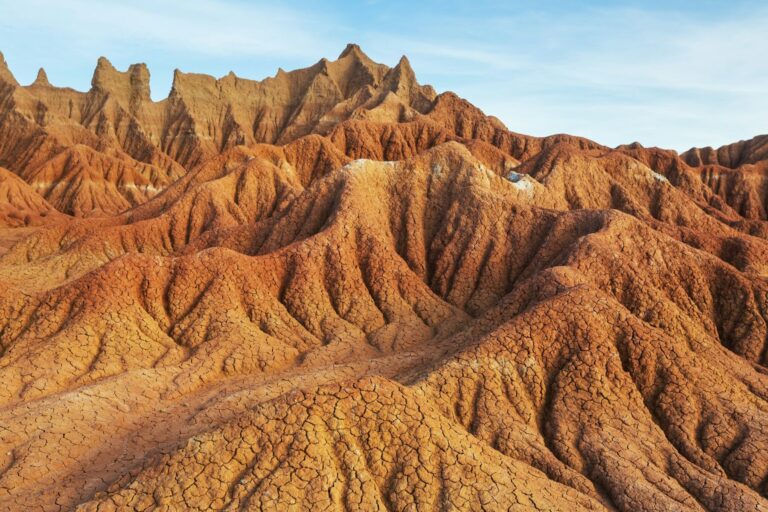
xmin=0 ymin=46 xmax=767 ymax=511
xmin=0 ymin=166 xmax=63 ymax=227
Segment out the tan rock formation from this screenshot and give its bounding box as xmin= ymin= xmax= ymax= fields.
xmin=0 ymin=46 xmax=767 ymax=511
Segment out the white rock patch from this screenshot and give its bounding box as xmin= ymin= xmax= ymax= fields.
xmin=505 ymin=171 xmax=535 ymax=196
xmin=343 ymin=159 xmax=368 ymax=172
xmin=341 ymin=159 xmax=396 ymax=174
xmin=122 ymin=183 xmax=163 ymax=194
xmin=512 ymin=178 xmax=534 ymax=195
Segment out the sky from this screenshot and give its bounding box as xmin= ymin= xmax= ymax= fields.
xmin=0 ymin=0 xmax=765 ymax=151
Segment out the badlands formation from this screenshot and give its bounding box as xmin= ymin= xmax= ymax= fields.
xmin=0 ymin=45 xmax=767 ymax=511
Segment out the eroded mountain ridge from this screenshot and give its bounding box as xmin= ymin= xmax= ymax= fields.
xmin=0 ymin=46 xmax=767 ymax=512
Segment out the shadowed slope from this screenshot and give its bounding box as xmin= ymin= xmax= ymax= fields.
xmin=0 ymin=166 xmax=63 ymax=226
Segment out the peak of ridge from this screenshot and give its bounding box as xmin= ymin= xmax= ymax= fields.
xmin=681 ymin=134 xmax=768 ymax=169
xmin=92 ymin=56 xmax=116 ymax=81
xmin=0 ymin=51 xmax=18 ymax=85
xmin=32 ymin=67 xmax=51 ymax=87
xmin=91 ymin=57 xmax=151 ymax=104
xmin=171 ymin=68 xmax=183 ymax=84
xmin=317 ymin=57 xmax=331 ymax=73
xmin=170 ymin=67 xmax=219 ymax=97
xmin=389 ymin=55 xmax=416 ymax=81
xmin=338 ymin=43 xmax=365 ymax=59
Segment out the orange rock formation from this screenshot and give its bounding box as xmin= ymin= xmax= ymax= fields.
xmin=0 ymin=46 xmax=767 ymax=511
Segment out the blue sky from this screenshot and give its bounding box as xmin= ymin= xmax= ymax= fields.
xmin=0 ymin=0 xmax=765 ymax=151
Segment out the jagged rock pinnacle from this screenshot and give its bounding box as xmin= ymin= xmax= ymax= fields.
xmin=339 ymin=43 xmax=365 ymax=59
xmin=394 ymin=55 xmax=415 ymax=78
xmin=128 ymin=62 xmax=151 ymax=101
xmin=0 ymin=51 xmax=19 ymax=85
xmin=91 ymin=57 xmax=151 ymax=103
xmin=32 ymin=68 xmax=51 ymax=87
xmin=91 ymin=56 xmax=117 ymax=90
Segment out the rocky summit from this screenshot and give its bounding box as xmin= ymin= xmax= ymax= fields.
xmin=0 ymin=45 xmax=767 ymax=511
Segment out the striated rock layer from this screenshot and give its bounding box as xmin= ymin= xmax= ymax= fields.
xmin=0 ymin=46 xmax=767 ymax=512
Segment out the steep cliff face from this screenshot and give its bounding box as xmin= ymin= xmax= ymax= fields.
xmin=0 ymin=46 xmax=768 ymax=512
xmin=679 ymin=136 xmax=768 ymax=220
xmin=682 ymin=135 xmax=768 ymax=169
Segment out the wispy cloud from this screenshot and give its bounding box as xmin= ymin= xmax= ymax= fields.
xmin=365 ymin=2 xmax=768 ymax=149
xmin=0 ymin=0 xmax=331 ymax=58
xmin=542 ymin=6 xmax=768 ymax=95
